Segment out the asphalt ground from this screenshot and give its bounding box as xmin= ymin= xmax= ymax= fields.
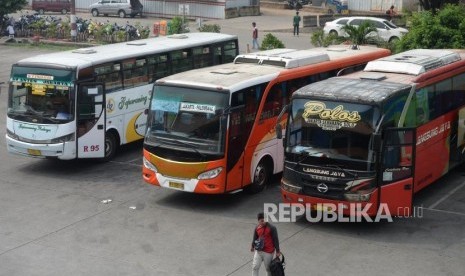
xmin=1 ymin=8 xmax=465 ymax=276
xmin=7 ymin=7 xmax=317 ymax=53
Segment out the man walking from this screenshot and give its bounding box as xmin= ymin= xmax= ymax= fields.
xmin=6 ymin=23 xmax=15 ymax=38
xmin=251 ymin=212 xmax=280 ymax=276
xmin=293 ymin=11 xmax=301 ymax=36
xmin=252 ymin=22 xmax=259 ymax=50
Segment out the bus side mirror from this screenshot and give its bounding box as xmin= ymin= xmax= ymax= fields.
xmin=372 ymin=133 xmax=381 ymax=150
xmin=276 ymin=124 xmax=282 ymax=139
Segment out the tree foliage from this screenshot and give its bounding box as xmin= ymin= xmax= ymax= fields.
xmin=310 ymin=28 xmax=341 ymax=47
xmin=198 ymin=24 xmax=221 ymax=33
xmin=0 ymin=0 xmax=28 ymax=31
xmin=260 ymin=33 xmax=285 ymax=50
xmin=397 ymin=4 xmax=465 ymax=51
xmin=418 ymin=0 xmax=459 ymax=13
xmin=341 ymin=21 xmax=378 ymax=49
xmin=168 ymin=16 xmax=189 ymax=35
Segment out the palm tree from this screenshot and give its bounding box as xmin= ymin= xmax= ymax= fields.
xmin=341 ymin=21 xmax=378 ymax=49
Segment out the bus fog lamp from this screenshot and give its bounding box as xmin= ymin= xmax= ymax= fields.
xmin=281 ymin=181 xmax=302 ymax=194
xmin=143 ymin=156 xmax=158 ymax=173
xmin=344 ymin=188 xmax=375 ymax=202
xmin=198 ymin=167 xmax=223 ymax=180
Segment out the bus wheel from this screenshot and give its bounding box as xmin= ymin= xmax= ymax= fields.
xmin=246 ymin=160 xmax=271 ymax=194
xmin=103 ymin=131 xmax=118 ymax=161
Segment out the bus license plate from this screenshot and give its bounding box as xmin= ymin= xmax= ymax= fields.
xmin=313 ymin=204 xmax=333 ymax=212
xmin=169 ymin=181 xmax=184 ymax=190
xmin=27 ymin=149 xmax=42 ymax=156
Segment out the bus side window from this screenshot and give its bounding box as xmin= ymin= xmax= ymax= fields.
xmin=260 ymin=83 xmax=284 ymax=121
xmin=123 ymin=58 xmax=148 ymax=89
xmin=193 ymin=46 xmax=212 ymax=69
xmin=95 ymin=63 xmax=122 ymax=93
xmin=147 ymin=54 xmax=169 ymax=83
xmin=287 ymin=76 xmax=311 ymax=101
xmin=171 ymin=49 xmax=193 ymax=74
xmin=213 ymin=45 xmax=222 ymax=65
xmin=222 ymin=40 xmax=238 ymax=63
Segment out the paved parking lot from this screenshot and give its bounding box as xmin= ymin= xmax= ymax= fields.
xmin=1 ymin=10 xmax=465 ymax=275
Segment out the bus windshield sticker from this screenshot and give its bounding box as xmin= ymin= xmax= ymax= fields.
xmin=180 ymin=102 xmax=216 ymax=114
xmin=27 ymin=74 xmax=54 ymax=81
xmin=31 ymin=84 xmax=46 ymax=96
xmin=153 ymin=99 xmax=181 ymax=113
xmin=302 ymin=101 xmax=361 ymax=131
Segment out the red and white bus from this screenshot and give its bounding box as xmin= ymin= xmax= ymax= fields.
xmin=142 ymin=46 xmax=390 ymax=193
xmin=279 ymin=49 xmax=465 ymax=216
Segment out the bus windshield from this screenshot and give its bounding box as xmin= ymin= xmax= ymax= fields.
xmin=145 ymin=85 xmax=229 ymax=157
xmin=8 ymin=66 xmax=75 ymax=124
xmin=286 ymin=99 xmax=380 ymax=169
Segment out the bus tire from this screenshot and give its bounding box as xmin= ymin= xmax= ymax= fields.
xmin=103 ymin=131 xmax=118 ymax=161
xmin=246 ymin=159 xmax=271 ymax=194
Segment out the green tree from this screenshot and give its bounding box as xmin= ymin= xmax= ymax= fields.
xmin=310 ymin=28 xmax=341 ymax=47
xmin=341 ymin=21 xmax=378 ymax=49
xmin=397 ymin=4 xmax=465 ymax=51
xmin=198 ymin=24 xmax=221 ymax=33
xmin=260 ymin=33 xmax=285 ymax=50
xmin=0 ymin=0 xmax=28 ymax=31
xmin=418 ymin=0 xmax=459 ymax=13
xmin=168 ymin=16 xmax=189 ymax=35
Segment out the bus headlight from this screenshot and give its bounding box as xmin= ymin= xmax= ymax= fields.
xmin=198 ymin=167 xmax=222 ymax=180
xmin=344 ymin=188 xmax=375 ymax=202
xmin=143 ymin=156 xmax=158 ymax=173
xmin=281 ymin=180 xmax=302 ymax=194
xmin=51 ymin=133 xmax=75 ymax=143
xmin=6 ymin=129 xmax=19 ymax=140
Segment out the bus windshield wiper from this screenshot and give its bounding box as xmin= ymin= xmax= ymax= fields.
xmin=155 ymin=138 xmax=206 ymax=159
xmin=293 ymin=150 xmax=317 ymax=168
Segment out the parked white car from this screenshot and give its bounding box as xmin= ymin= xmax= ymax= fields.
xmin=323 ymin=16 xmax=408 ymax=43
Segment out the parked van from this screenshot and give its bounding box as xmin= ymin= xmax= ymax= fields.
xmin=32 ymin=0 xmax=71 ymax=15
xmin=89 ymin=0 xmax=143 ymax=18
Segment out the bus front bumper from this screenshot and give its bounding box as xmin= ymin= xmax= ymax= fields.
xmin=281 ymin=186 xmax=380 ymax=217
xmin=6 ymin=135 xmax=75 ymax=160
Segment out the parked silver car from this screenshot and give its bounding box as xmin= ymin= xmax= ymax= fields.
xmin=89 ymin=0 xmax=143 ymax=18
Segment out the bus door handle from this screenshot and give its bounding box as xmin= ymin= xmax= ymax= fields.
xmin=404 ymin=184 xmax=412 ymax=190
xmin=97 ymin=124 xmax=104 ymax=130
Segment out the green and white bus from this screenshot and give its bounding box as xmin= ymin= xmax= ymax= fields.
xmin=6 ymin=33 xmax=238 ymax=160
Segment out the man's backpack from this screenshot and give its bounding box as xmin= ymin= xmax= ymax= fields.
xmin=270 ymin=254 xmax=285 ymax=276
xmin=386 ymin=9 xmax=390 ymax=15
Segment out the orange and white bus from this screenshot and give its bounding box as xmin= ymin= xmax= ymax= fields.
xmin=142 ymin=46 xmax=390 ymax=193
xmin=279 ymin=49 xmax=465 ymax=216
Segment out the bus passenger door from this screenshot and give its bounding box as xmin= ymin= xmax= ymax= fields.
xmin=76 ymin=83 xmax=106 ymax=158
xmin=226 ymin=107 xmax=245 ymax=191
xmin=379 ymin=128 xmax=415 ymax=217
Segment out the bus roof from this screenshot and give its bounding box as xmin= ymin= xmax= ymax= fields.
xmin=293 ymin=78 xmax=410 ymax=104
xmin=156 ymin=45 xmax=390 ymax=92
xmin=14 ymin=33 xmax=238 ymax=69
xmin=294 ymin=49 xmax=465 ymax=104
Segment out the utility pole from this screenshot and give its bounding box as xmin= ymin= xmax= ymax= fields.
xmin=70 ymin=0 xmax=77 ymax=42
